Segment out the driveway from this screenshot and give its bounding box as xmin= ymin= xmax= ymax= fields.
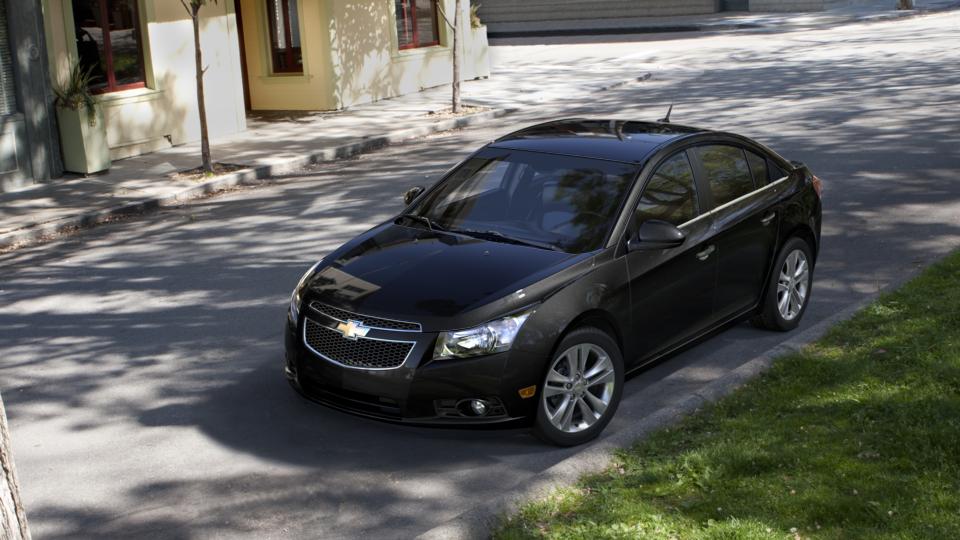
xmin=2 ymin=12 xmax=959 ymax=539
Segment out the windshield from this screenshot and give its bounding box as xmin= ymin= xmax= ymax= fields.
xmin=408 ymin=149 xmax=638 ymax=253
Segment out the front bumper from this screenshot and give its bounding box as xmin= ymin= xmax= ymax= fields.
xmin=283 ymin=313 xmax=544 ymax=427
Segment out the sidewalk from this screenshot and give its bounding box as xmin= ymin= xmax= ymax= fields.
xmin=485 ymin=0 xmax=960 ymax=39
xmin=0 ymin=94 xmax=512 ymax=251
xmin=2 ymin=0 xmax=957 ymax=251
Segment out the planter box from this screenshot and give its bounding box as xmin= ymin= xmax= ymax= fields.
xmin=56 ymin=104 xmax=111 ymax=174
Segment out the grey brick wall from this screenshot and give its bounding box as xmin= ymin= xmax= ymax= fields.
xmin=0 ymin=0 xmax=14 ymax=116
xmin=1 ymin=0 xmax=61 ymax=191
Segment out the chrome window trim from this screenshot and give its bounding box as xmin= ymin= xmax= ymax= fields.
xmin=308 ymin=301 xmax=422 ymax=333
xmin=302 ymin=318 xmax=417 ymax=371
xmin=678 ymin=175 xmax=790 ymax=230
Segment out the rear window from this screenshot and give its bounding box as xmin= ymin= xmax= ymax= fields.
xmin=745 ymin=150 xmax=768 ymax=187
xmin=768 ymin=160 xmax=790 ymax=182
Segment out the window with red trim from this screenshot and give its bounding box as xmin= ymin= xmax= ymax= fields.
xmin=395 ymin=0 xmax=440 ymax=50
xmin=266 ymin=0 xmax=303 ymax=74
xmin=72 ymin=0 xmax=146 ymax=94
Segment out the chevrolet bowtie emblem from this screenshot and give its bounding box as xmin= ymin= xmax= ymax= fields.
xmin=335 ymin=319 xmax=370 ymax=340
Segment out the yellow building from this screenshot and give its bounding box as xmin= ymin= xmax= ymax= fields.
xmin=238 ymin=0 xmax=490 ymax=110
xmin=41 ymin=0 xmax=490 ymax=162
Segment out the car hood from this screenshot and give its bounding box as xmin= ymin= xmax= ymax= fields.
xmin=304 ymin=223 xmax=589 ymax=330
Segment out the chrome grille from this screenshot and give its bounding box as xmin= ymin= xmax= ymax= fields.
xmin=303 ymin=318 xmax=414 ymax=369
xmin=308 ymin=301 xmax=421 ymax=332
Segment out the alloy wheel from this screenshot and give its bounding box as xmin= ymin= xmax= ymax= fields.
xmin=777 ymin=248 xmax=810 ymax=321
xmin=542 ymin=343 xmax=616 ymax=433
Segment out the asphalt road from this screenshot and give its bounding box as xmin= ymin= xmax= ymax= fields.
xmin=2 ymin=13 xmax=959 ymax=539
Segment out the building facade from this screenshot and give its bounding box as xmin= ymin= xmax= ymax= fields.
xmin=1 ymin=0 xmax=60 ymax=191
xmin=43 ymin=0 xmax=248 ymax=162
xmin=237 ymin=0 xmax=490 ymax=110
xmin=32 ymin=0 xmax=489 ymax=179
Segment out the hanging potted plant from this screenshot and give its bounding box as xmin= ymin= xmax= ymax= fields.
xmin=54 ymin=64 xmax=111 ymax=174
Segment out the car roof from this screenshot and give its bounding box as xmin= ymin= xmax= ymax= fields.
xmin=489 ymin=119 xmax=711 ymax=165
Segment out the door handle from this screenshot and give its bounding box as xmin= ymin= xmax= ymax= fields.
xmin=696 ymin=245 xmax=716 ymax=261
xmin=761 ymin=212 xmax=777 ymax=226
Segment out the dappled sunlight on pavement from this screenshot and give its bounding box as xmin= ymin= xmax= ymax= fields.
xmin=1 ymin=11 xmax=959 ymax=538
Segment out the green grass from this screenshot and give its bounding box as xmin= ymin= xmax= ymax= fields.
xmin=497 ymin=251 xmax=960 ymax=540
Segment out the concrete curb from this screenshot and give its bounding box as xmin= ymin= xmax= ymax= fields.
xmin=487 ymin=4 xmax=960 ymax=40
xmin=416 ymin=293 xmax=880 ymax=540
xmin=0 ymin=107 xmax=516 ymax=252
xmin=826 ymin=2 xmax=960 ymax=27
xmin=488 ymin=23 xmax=759 ymax=39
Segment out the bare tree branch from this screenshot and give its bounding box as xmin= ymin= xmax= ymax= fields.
xmin=435 ymin=2 xmax=455 ymax=30
xmin=1 ymin=393 xmax=30 ymax=540
xmin=183 ymin=0 xmax=217 ymax=172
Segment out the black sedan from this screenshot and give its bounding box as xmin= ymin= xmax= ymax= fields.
xmin=284 ymin=119 xmax=822 ymax=446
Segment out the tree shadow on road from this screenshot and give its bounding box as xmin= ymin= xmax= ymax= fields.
xmin=2 ymin=19 xmax=960 ymax=537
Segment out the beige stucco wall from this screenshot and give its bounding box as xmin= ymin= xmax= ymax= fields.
xmin=241 ymin=0 xmax=491 ymax=111
xmin=43 ymin=0 xmax=247 ymax=160
xmin=238 ymin=0 xmax=338 ymax=110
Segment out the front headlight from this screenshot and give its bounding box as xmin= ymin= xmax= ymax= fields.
xmin=289 ymin=261 xmax=322 ymax=322
xmin=434 ymin=309 xmax=534 ymax=360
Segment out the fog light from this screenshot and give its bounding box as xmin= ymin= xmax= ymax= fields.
xmin=469 ymin=399 xmax=488 ymax=416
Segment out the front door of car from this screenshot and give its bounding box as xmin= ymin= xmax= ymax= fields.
xmin=625 ymin=149 xmax=719 ymax=362
xmin=690 ymin=144 xmax=784 ymax=321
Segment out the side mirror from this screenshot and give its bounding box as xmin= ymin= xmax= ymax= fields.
xmin=627 ymin=220 xmax=686 ymax=251
xmin=403 ymin=186 xmax=425 ymax=205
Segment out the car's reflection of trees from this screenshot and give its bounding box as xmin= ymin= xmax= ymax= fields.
xmin=634 ymin=155 xmax=697 ymax=227
xmin=698 ymin=146 xmax=753 ymax=206
xmin=554 ymin=169 xmax=629 ymax=253
xmin=310 ymin=226 xmax=475 ymax=307
xmin=518 ymin=120 xmax=696 ymax=140
xmin=407 ymin=131 xmax=709 ymax=253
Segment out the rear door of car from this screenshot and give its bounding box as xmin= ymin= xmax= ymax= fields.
xmin=689 ymin=143 xmax=789 ymax=321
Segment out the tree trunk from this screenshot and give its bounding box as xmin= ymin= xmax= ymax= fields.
xmin=0 ymin=393 xmax=30 ymax=540
xmin=452 ymin=0 xmax=461 ymax=114
xmin=191 ymin=5 xmax=213 ymax=173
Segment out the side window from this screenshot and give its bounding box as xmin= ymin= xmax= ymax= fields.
xmin=72 ymin=0 xmax=147 ymax=93
xmin=395 ymin=0 xmax=440 ymax=50
xmin=745 ymin=150 xmax=768 ymax=188
xmin=635 ymin=151 xmax=698 ymax=227
xmin=266 ymin=0 xmax=304 ymax=74
xmin=698 ymin=145 xmax=754 ymax=208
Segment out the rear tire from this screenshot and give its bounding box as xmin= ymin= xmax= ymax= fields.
xmin=752 ymin=237 xmax=814 ymax=332
xmin=533 ymin=327 xmax=624 ymax=447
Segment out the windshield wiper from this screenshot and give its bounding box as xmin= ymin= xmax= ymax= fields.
xmin=398 ymin=213 xmax=445 ymax=232
xmin=449 ymin=228 xmax=563 ymax=252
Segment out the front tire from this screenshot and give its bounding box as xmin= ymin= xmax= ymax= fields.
xmin=533 ymin=327 xmax=624 ymax=447
xmin=752 ymin=237 xmax=814 ymax=331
